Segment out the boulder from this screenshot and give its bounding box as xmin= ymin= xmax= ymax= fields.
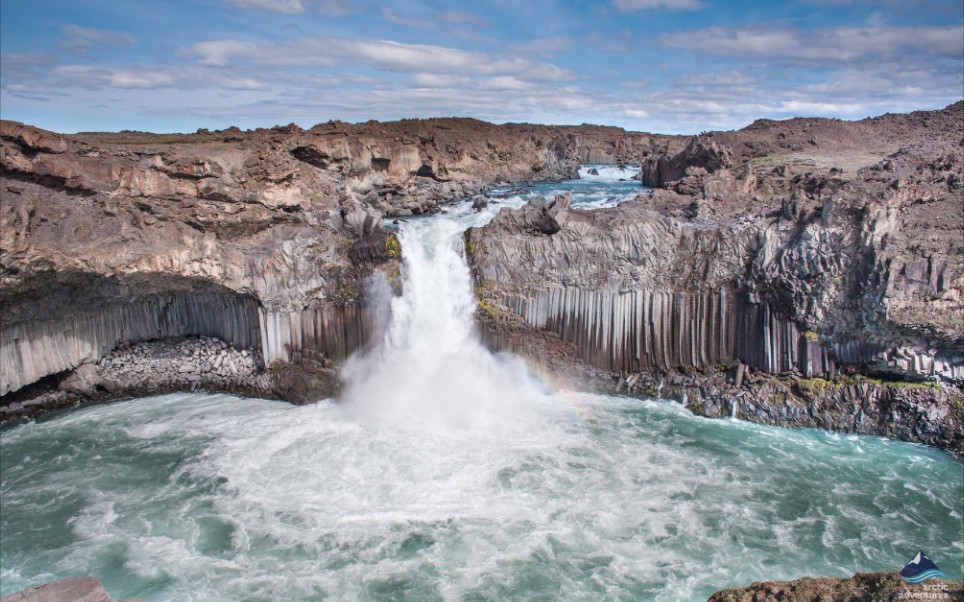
xmin=0 ymin=577 xmax=110 ymax=602
xmin=342 ymin=204 xmax=383 ymax=238
xmin=59 ymin=364 xmax=101 ymax=397
xmin=640 ymin=135 xmax=730 ymax=188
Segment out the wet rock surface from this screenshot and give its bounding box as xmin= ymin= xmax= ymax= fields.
xmin=708 ymin=571 xmax=963 ymax=602
xmin=0 ymin=577 xmax=144 ymax=602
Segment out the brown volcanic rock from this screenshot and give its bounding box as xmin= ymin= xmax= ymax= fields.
xmin=0 ymin=577 xmax=111 ymax=602
xmin=0 ymin=116 xmax=658 ymax=403
xmin=708 ymin=572 xmax=963 ymax=602
xmin=0 ymin=121 xmax=68 ymax=154
xmin=640 ymin=135 xmax=731 ymax=188
xmin=467 ymin=102 xmax=964 ymax=452
xmin=469 ymin=102 xmax=963 ymax=379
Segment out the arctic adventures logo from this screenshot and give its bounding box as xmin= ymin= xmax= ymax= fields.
xmin=900 ymin=550 xmax=947 ymax=584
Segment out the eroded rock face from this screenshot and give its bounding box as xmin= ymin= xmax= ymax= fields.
xmin=467 ymin=101 xmax=964 ymax=452
xmin=708 ymin=571 xmax=963 ymax=602
xmin=0 ymin=117 xmax=656 ymax=411
xmin=639 ymin=135 xmax=731 ymax=188
xmin=0 ymin=577 xmax=112 ymax=602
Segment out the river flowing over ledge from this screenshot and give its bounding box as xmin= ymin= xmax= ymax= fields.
xmin=1 ymin=104 xmax=963 ymax=454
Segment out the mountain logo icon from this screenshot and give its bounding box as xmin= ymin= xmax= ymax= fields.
xmin=900 ymin=550 xmax=946 ymax=584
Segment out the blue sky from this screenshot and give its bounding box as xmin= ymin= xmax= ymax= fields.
xmin=1 ymin=0 xmax=961 ymax=134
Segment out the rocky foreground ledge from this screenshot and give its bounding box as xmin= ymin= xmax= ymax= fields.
xmin=6 ymin=572 xmax=960 ymax=602
xmin=0 ymin=577 xmax=143 ymax=602
xmin=708 ymin=572 xmax=963 ymax=602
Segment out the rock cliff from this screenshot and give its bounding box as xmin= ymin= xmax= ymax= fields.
xmin=0 ymin=117 xmax=660 ymax=410
xmin=467 ymin=102 xmax=964 ymax=454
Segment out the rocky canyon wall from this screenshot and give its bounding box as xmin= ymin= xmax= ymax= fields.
xmin=0 ymin=117 xmax=661 ymax=407
xmin=468 ymin=103 xmax=963 ymax=383
xmin=467 ymin=102 xmax=964 ymax=453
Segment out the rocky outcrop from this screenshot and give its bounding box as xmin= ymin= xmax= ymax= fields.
xmin=0 ymin=577 xmax=144 ymax=602
xmin=639 ymin=135 xmax=731 ymax=189
xmin=708 ymin=571 xmax=962 ymax=602
xmin=467 ymin=101 xmax=964 ymax=453
xmin=1 ymin=117 xmax=659 ymax=416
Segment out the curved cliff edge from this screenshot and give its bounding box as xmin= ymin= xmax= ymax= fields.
xmin=466 ymin=101 xmax=964 ymax=456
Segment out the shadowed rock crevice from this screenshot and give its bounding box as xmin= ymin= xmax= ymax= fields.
xmin=1 ymin=272 xmax=263 ymax=396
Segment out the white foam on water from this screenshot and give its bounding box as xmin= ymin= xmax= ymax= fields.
xmin=2 ymin=389 xmax=963 ymax=601
xmin=578 ymin=164 xmax=640 ymax=181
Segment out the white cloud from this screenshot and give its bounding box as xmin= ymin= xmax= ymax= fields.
xmin=381 ymin=9 xmax=436 ymax=29
xmin=411 ymin=73 xmax=471 ymax=88
xmin=192 ymin=40 xmax=275 ymax=67
xmin=108 ymin=70 xmax=176 ymax=89
xmin=229 ymin=0 xmax=305 ymax=13
xmin=681 ymin=71 xmax=755 ymax=86
xmin=776 ymin=100 xmax=866 ymax=114
xmin=188 ymin=36 xmax=577 ymax=81
xmin=479 ymin=76 xmax=533 ymax=91
xmin=410 ymin=73 xmax=533 ymax=91
xmin=441 ymin=11 xmax=489 ymax=27
xmin=61 ymin=24 xmax=135 ymax=52
xmin=613 ymin=0 xmax=705 ymax=12
xmin=228 ymin=0 xmax=351 ymax=15
xmin=510 ymin=36 xmax=573 ymax=58
xmin=660 ymin=24 xmax=964 ymax=62
xmin=48 ymin=64 xmax=270 ymax=91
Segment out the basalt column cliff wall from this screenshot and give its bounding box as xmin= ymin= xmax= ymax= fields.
xmin=466 ymin=196 xmax=844 ymax=379
xmin=0 ymin=118 xmax=664 ymax=409
xmin=467 ymin=102 xmax=964 ymax=452
xmin=1 ymin=275 xmax=261 ymax=395
xmin=469 ymin=103 xmax=964 ymax=383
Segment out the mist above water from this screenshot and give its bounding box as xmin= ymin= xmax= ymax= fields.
xmin=340 ymin=216 xmax=556 ymax=436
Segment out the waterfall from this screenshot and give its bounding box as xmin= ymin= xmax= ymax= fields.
xmin=339 ymin=216 xmax=553 ymax=431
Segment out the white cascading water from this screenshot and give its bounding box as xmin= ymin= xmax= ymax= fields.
xmin=340 ymin=215 xmax=557 ymax=435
